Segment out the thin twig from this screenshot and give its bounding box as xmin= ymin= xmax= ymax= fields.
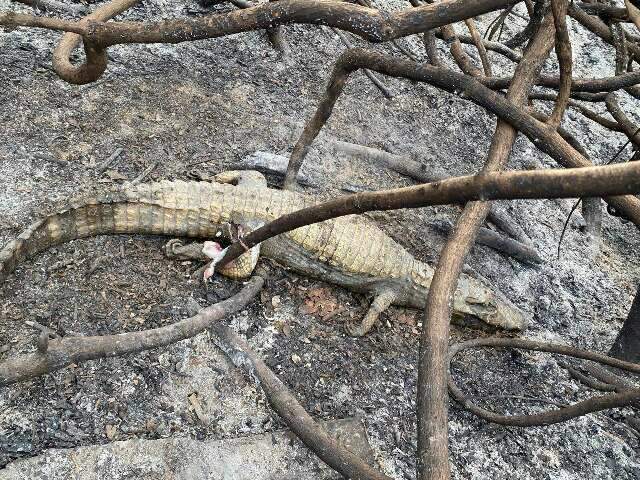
xmin=331 ymin=27 xmax=393 ymax=99
xmin=130 ymin=160 xmax=159 ymax=185
xmin=465 ymin=17 xmax=493 ymax=76
xmin=96 ymin=147 xmax=124 ymax=174
xmin=556 ymin=198 xmax=581 ymax=259
xmin=448 ymin=337 xmax=640 ymax=426
xmin=504 ymin=0 xmax=547 ymax=48
xmin=445 ymin=32 xmax=521 ymax=62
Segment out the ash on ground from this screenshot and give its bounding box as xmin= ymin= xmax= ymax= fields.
xmin=0 ymin=1 xmax=639 ymax=479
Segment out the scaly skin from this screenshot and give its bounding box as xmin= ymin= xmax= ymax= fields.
xmin=0 ymin=175 xmax=529 ymax=333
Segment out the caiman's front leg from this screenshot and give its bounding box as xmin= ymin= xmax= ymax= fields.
xmin=164 ymin=223 xmax=262 ymax=280
xmin=163 ymin=237 xmax=254 ymax=278
xmin=203 ymin=224 xmax=262 ymax=280
xmin=205 ymin=170 xmax=267 ymax=279
xmin=345 ymin=289 xmax=398 ymax=337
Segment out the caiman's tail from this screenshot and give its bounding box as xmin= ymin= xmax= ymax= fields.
xmin=1 ymin=195 xmax=119 ymax=283
xmin=0 ymin=181 xmax=221 ymax=284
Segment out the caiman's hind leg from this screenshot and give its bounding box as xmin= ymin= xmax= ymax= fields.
xmin=345 ymin=289 xmax=398 ymax=337
xmin=164 ymin=239 xmax=209 ymax=261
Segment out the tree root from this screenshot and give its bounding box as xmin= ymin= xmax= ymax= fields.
xmin=448 ymin=337 xmax=640 ymax=426
xmin=211 ymin=323 xmax=393 ymax=480
xmin=0 ymin=272 xmax=265 ymax=386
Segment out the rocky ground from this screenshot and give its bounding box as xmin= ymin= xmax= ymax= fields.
xmin=0 ymin=1 xmax=639 ymax=479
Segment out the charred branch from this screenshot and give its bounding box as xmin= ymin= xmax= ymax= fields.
xmin=211 ymin=324 xmax=392 ymax=480
xmin=448 ymin=337 xmax=640 ymax=426
xmin=0 ymin=272 xmax=265 ymax=386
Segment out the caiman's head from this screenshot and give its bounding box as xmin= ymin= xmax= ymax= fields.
xmin=486 ymin=297 xmax=530 ymax=331
xmin=453 ymin=284 xmax=530 ymax=331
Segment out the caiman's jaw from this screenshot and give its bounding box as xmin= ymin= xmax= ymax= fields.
xmin=202 ymin=241 xmax=228 ymax=280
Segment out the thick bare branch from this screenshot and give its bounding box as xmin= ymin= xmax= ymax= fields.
xmin=1 ymin=0 xmax=518 ymax=45
xmin=578 ymin=2 xmax=630 ymax=22
xmin=430 ymin=219 xmax=542 ymax=265
xmin=52 ymin=0 xmax=140 ymax=85
xmin=0 ymin=0 xmax=518 ymax=84
xmin=211 ymin=325 xmax=392 ymax=480
xmin=0 ymin=272 xmax=265 ymax=386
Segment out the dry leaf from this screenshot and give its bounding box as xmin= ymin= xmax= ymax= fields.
xmin=105 ymin=424 xmax=117 ymax=440
xmin=298 ymin=298 xmax=319 ymax=315
xmin=394 ymin=311 xmax=417 ymax=326
xmin=298 ymin=287 xmax=339 ymax=316
xmin=104 ymin=169 xmax=128 ymax=181
xmin=291 ymin=353 xmax=302 ymax=365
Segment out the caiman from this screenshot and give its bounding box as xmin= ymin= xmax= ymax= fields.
xmin=0 ymin=170 xmax=529 ymax=335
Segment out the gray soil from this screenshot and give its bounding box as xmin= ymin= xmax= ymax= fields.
xmin=0 ymin=1 xmax=639 ymax=479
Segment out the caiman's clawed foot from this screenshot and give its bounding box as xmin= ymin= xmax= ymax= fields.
xmin=163 ymin=239 xmax=208 ymax=261
xmin=345 ymin=289 xmax=397 ymax=337
xmin=344 ymin=322 xmax=367 ymax=337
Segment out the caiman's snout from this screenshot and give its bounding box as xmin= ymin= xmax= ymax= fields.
xmin=454 ymin=277 xmax=529 ymax=331
xmin=489 ymin=298 xmax=530 ymax=331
